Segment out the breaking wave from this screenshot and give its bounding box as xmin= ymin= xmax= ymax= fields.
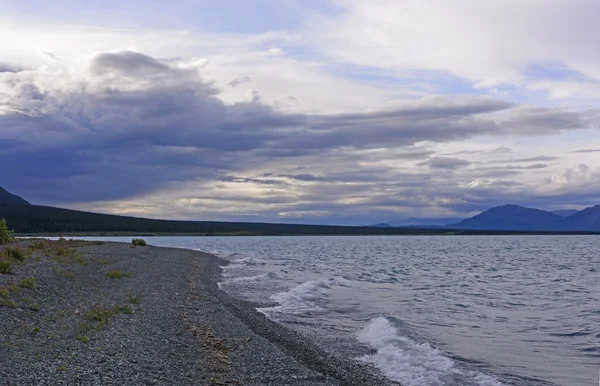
xmin=257 ymin=278 xmax=336 ymax=317
xmin=357 ymin=317 xmax=505 ymax=386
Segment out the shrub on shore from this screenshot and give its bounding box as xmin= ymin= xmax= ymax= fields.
xmin=131 ymin=238 xmax=147 ymax=247
xmin=0 ymin=218 xmax=14 ymax=245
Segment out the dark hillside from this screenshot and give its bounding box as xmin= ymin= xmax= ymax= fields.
xmin=0 ymin=187 xmax=30 ymax=205
xmin=0 ymin=204 xmax=457 ymax=235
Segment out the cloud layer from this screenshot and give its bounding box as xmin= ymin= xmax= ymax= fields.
xmin=0 ymin=50 xmax=599 ymax=223
xmin=2 ymin=0 xmax=600 ymax=223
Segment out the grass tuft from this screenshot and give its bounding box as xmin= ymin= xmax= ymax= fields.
xmin=76 ymin=334 xmax=89 ymax=344
xmin=84 ymin=306 xmax=117 ymax=331
xmin=0 ymin=259 xmax=13 ymax=274
xmin=18 ymin=277 xmax=35 ymax=289
xmin=0 ymin=285 xmax=16 ymax=307
xmin=41 ymin=239 xmax=88 ymax=264
xmin=28 ymin=240 xmax=47 ymax=251
xmin=105 ymin=269 xmax=131 ymax=279
xmin=4 ymin=246 xmax=26 ymax=262
xmin=127 ymin=293 xmax=141 ymax=305
xmin=77 ymin=303 xmax=134 ymax=340
xmin=115 ymin=305 xmax=133 ymax=314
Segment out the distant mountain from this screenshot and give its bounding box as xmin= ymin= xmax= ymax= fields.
xmin=559 ymin=205 xmax=600 ymax=231
xmin=395 ymin=217 xmax=464 ymax=227
xmin=373 ymin=217 xmax=464 ymax=228
xmin=447 ymin=204 xmax=600 ymax=232
xmin=552 ymin=209 xmax=580 ymax=217
xmin=447 ymin=205 xmax=563 ymax=231
xmin=368 ymin=223 xmax=393 ymax=227
xmin=0 ymin=187 xmax=30 ymax=205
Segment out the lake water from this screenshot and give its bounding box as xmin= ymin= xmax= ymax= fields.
xmin=70 ymin=235 xmax=600 ymax=386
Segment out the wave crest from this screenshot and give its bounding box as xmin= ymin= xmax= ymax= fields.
xmin=257 ymin=278 xmax=335 ymax=316
xmin=357 ymin=317 xmax=505 ymax=386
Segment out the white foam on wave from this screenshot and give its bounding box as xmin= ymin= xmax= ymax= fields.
xmin=221 ymin=256 xmax=266 ymax=271
xmin=257 ymin=278 xmax=335 ymax=316
xmin=357 ymin=317 xmax=505 ymax=386
xmin=192 ymin=248 xmax=229 ymax=257
xmin=217 ymin=272 xmax=273 ymax=288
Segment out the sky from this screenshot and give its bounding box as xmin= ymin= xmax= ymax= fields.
xmin=1 ymin=0 xmax=600 ymax=225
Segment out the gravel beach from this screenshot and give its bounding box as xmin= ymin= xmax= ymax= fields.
xmin=0 ymin=240 xmax=394 ymax=385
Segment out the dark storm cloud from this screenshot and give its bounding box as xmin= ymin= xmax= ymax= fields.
xmin=0 ymin=51 xmax=597 ymax=206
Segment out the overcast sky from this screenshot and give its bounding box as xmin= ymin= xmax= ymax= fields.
xmin=1 ymin=0 xmax=600 ymax=224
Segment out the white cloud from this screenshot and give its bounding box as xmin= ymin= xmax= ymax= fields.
xmin=313 ymin=0 xmax=600 ymax=96
xmin=540 ymin=164 xmax=600 ymax=195
xmin=0 ymin=17 xmax=418 ymax=114
xmin=529 ymin=80 xmax=600 ymax=100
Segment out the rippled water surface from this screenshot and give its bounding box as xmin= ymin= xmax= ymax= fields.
xmin=76 ymin=235 xmax=600 ymax=386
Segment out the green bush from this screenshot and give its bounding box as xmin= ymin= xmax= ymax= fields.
xmin=0 ymin=218 xmax=14 ymax=245
xmin=131 ymin=238 xmax=146 ymax=247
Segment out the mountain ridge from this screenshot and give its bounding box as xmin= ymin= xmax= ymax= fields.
xmin=558 ymin=205 xmax=600 ymax=231
xmin=0 ymin=185 xmax=598 ymax=233
xmin=447 ymin=204 xmax=600 ymax=232
xmin=552 ymin=209 xmax=580 ymax=217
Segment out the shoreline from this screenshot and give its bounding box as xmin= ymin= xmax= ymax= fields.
xmin=0 ymin=240 xmax=393 ymax=385
xmin=17 ymin=230 xmax=600 ymax=238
